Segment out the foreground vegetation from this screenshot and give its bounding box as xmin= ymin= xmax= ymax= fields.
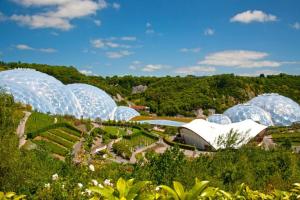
xmin=2 ymin=61 xmax=300 ymax=116
xmin=2 ymin=91 xmax=300 ymax=199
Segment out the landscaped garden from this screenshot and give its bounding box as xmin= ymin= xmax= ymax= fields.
xmin=32 ymin=127 xmax=81 ymax=157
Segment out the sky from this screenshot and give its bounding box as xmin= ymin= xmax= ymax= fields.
xmin=0 ymin=0 xmax=299 ymax=77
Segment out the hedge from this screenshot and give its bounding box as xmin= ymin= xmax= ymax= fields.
xmin=163 ymin=137 xmax=196 ymax=151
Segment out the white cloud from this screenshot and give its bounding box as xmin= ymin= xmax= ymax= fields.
xmin=90 ymin=39 xmax=105 ymax=48
xmin=11 ymin=14 xmax=73 ymax=30
xmin=145 ymin=22 xmax=155 ymax=34
xmin=132 ymin=60 xmax=141 ymax=65
xmin=198 ymin=50 xmax=280 ymax=68
xmin=10 ymin=0 xmax=108 ymax=30
xmin=180 ymin=48 xmax=201 ymax=53
xmin=230 ymin=10 xmax=277 ymax=23
xmin=292 ymin=22 xmax=300 ymax=30
xmin=175 ymin=66 xmax=216 ymax=75
xmin=106 ymin=50 xmax=133 ymax=59
xmin=237 ymin=70 xmax=281 ymax=77
xmin=79 ymin=69 xmax=95 ymax=76
xmin=16 ymin=44 xmax=57 ymax=53
xmin=50 ymin=31 xmax=59 ymax=36
xmin=16 ymin=44 xmax=34 ymax=50
xmin=142 ymin=64 xmax=167 ymax=72
xmin=90 ymin=37 xmax=135 ymax=49
xmin=106 ymin=42 xmax=120 ymax=48
xmin=39 ymin=48 xmax=57 ymax=53
xmin=94 ymin=19 xmax=101 ymax=26
xmin=112 ymin=2 xmax=120 ymax=10
xmin=12 ymin=0 xmax=71 ymax=6
xmin=121 ymin=36 xmax=136 ymax=41
xmin=204 ymin=28 xmax=214 ymax=36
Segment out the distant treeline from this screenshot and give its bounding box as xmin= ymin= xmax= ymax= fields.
xmin=1 ymin=61 xmax=300 ymax=116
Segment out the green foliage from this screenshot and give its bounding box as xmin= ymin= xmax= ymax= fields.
xmin=0 ymin=192 xmax=26 ymax=200
xmin=90 ymin=178 xmax=150 ymax=200
xmin=216 ymin=129 xmax=248 ymax=150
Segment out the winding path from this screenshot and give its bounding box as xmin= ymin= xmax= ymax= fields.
xmin=16 ymin=111 xmax=31 ymax=148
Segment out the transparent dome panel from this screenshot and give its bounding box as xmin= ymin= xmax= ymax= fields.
xmin=0 ymin=69 xmax=82 ymax=117
xmin=66 ymin=83 xmax=117 ymax=120
xmin=113 ymin=106 xmax=140 ymax=121
xmin=207 ymin=114 xmax=232 ymax=124
xmin=248 ymin=93 xmax=300 ymax=126
xmin=224 ymin=104 xmax=274 ymax=126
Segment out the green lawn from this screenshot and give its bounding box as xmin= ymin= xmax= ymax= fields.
xmin=118 ymin=133 xmax=157 ymax=151
xmin=33 ymin=140 xmax=69 ymax=156
xmin=25 ymin=112 xmax=66 ymax=133
xmin=272 ymin=131 xmax=300 ymax=146
xmin=103 ymin=126 xmax=141 ymax=137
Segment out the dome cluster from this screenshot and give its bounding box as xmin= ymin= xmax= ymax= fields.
xmin=0 ymin=69 xmax=139 ymax=121
xmin=207 ymin=114 xmax=231 ymax=125
xmin=209 ymin=93 xmax=300 ymax=126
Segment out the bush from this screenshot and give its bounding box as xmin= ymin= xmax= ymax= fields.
xmin=112 ymin=142 xmax=132 ymax=159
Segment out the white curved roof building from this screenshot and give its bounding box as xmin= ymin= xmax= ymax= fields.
xmin=0 ymin=69 xmax=139 ymax=121
xmin=179 ymin=119 xmax=267 ymax=150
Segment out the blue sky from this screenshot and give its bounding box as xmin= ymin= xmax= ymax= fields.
xmin=0 ymin=0 xmax=299 ymax=76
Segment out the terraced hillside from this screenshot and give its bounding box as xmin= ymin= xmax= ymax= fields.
xmin=33 ymin=127 xmax=81 ymax=157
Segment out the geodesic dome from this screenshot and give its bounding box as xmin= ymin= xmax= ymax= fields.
xmin=248 ymin=93 xmax=300 ymax=126
xmin=207 ymin=114 xmax=232 ymax=124
xmin=0 ymin=69 xmax=82 ymax=117
xmin=66 ymin=83 xmax=117 ymax=120
xmin=224 ymin=104 xmax=274 ymax=126
xmin=113 ymin=106 xmax=140 ymax=121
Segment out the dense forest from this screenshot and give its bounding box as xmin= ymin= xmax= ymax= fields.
xmin=1 ymin=61 xmax=300 ymax=116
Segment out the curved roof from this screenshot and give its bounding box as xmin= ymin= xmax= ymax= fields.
xmin=180 ymin=119 xmax=267 ymax=150
xmin=248 ymin=93 xmax=300 ymax=126
xmin=224 ymin=104 xmax=273 ymax=126
xmin=0 ymin=69 xmax=82 ymax=117
xmin=113 ymin=106 xmax=140 ymax=121
xmin=207 ymin=114 xmax=231 ymax=124
xmin=65 ymin=83 xmax=117 ymax=120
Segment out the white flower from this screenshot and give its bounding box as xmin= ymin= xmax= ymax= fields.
xmin=103 ymin=154 xmax=107 ymax=158
xmin=91 ymin=179 xmax=98 ymax=186
xmin=89 ymin=164 xmax=95 ymax=172
xmin=78 ymin=183 xmax=83 ymax=188
xmin=52 ymin=173 xmax=59 ymax=181
xmin=85 ymin=189 xmax=92 ymax=195
xmin=98 ymin=183 xmax=104 ymax=188
xmin=155 ymin=186 xmax=160 ymax=191
xmin=61 ymin=184 xmax=65 ymax=189
xmin=44 ymin=183 xmax=50 ymax=188
xmin=104 ymin=179 xmax=111 ymax=185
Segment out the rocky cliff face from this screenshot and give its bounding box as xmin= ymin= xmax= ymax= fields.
xmin=132 ymin=85 xmax=148 ymax=94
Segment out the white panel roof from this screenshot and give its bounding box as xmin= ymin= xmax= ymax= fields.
xmin=181 ymin=119 xmax=267 ymax=150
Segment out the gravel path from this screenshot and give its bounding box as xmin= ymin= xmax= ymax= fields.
xmin=16 ymin=111 xmax=31 ymax=148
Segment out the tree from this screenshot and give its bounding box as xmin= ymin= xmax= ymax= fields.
xmin=216 ymin=129 xmax=248 ymax=150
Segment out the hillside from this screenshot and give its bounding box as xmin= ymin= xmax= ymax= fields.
xmin=1 ymin=61 xmax=300 ymax=117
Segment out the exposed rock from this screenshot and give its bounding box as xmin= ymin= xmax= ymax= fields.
xmin=208 ymin=109 xmax=215 ymax=116
xmin=195 ymin=108 xmax=206 ymax=119
xmin=113 ymin=93 xmax=124 ymax=102
xmin=132 ymin=85 xmax=148 ymax=94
